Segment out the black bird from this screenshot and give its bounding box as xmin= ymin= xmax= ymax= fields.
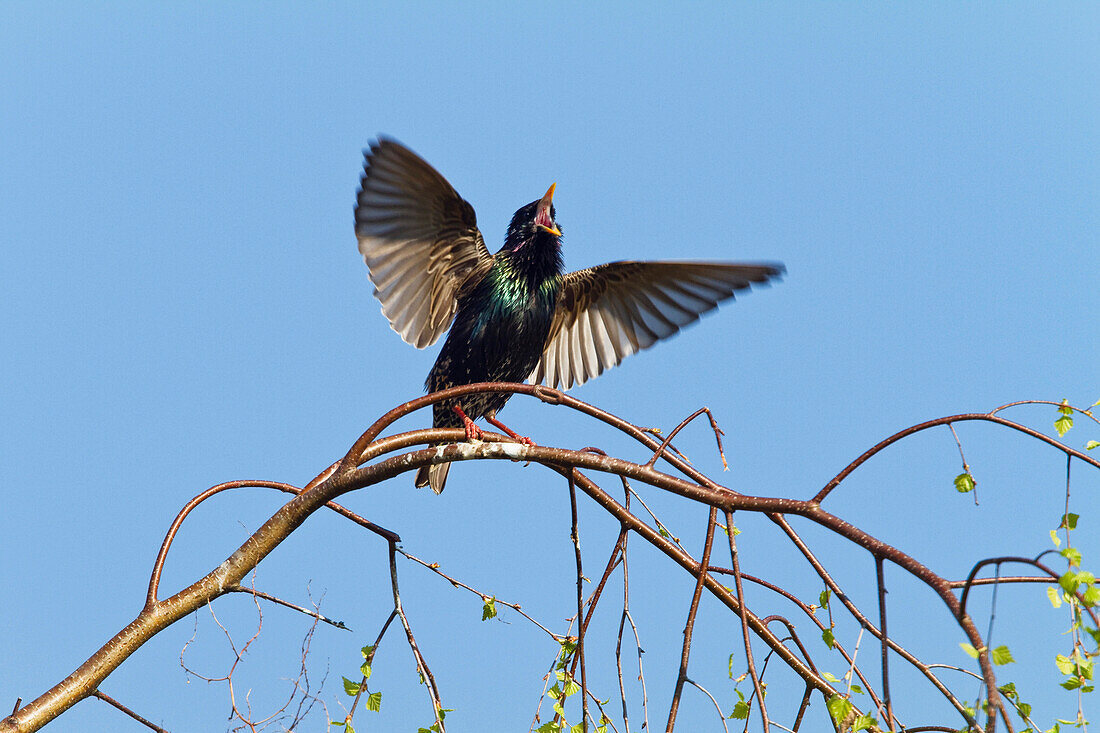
xmin=355 ymin=138 xmax=783 ymax=493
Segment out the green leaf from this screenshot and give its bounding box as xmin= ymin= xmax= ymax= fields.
xmin=954 ymin=472 xmax=976 ymax=493
xmin=850 ymin=684 xmax=863 ymax=694
xmin=823 ymin=671 xmax=842 ymax=684
xmin=570 ymin=724 xmax=585 ymax=733
xmin=822 ymin=628 xmax=836 ymax=649
xmin=1055 ymin=411 xmax=1073 ymax=437
xmin=1059 ymin=400 xmax=1074 ymax=416
xmin=1056 ymin=654 xmax=1076 ymax=675
xmin=552 ymin=701 xmax=566 ymax=718
xmin=960 ymin=643 xmax=980 ymax=659
xmin=482 ymin=597 xmax=497 ymax=621
xmin=730 ymin=700 xmax=750 ymax=719
xmin=535 ymin=723 xmax=560 ymax=733
xmin=1083 ymin=586 xmax=1100 ymax=607
xmin=1078 ymin=655 xmax=1095 ymax=680
xmin=853 ymin=713 xmax=877 ymax=731
xmin=658 ymin=525 xmax=670 ymax=538
xmin=1051 ymin=529 xmax=1062 ymax=547
xmin=991 ymin=645 xmax=1015 ymax=665
xmin=342 ymin=677 xmax=361 ymax=696
xmin=1061 ymin=513 xmax=1080 ymax=530
xmin=1061 ymin=547 xmax=1083 ymax=567
xmin=1048 ymin=585 xmax=1064 ymax=608
xmin=366 ymin=691 xmax=382 ymax=712
xmin=1061 ymin=678 xmax=1083 ymax=690
xmin=547 ymin=683 xmax=562 ymax=700
xmin=346 ymin=723 xmax=355 ymax=733
xmin=360 ymin=661 xmax=372 ymax=679
xmin=1086 ymin=440 xmax=1100 ymax=451
xmin=360 ymin=644 xmax=374 ymax=658
xmin=561 ymin=673 xmax=581 ymax=697
xmin=820 ymin=589 xmax=831 ymax=608
xmin=826 ymin=694 xmax=852 ymax=723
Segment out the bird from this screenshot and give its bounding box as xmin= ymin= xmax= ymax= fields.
xmin=355 ymin=138 xmax=784 ymax=493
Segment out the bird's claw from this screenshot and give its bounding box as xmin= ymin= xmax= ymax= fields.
xmin=464 ymin=421 xmax=484 ymax=442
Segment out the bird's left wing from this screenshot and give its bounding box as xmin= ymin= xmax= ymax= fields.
xmin=531 ymin=261 xmax=784 ymax=390
xmin=355 ymin=139 xmax=493 ymax=349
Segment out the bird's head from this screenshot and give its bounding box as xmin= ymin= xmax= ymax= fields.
xmin=504 ymin=183 xmax=561 ymax=251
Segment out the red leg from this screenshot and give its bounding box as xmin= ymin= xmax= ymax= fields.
xmin=485 ymin=412 xmax=536 ymax=446
xmin=451 ymin=404 xmax=484 ymax=441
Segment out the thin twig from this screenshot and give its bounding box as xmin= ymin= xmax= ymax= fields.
xmin=91 ymin=691 xmax=168 ymax=732
xmin=225 ymin=585 xmax=350 ymax=630
xmin=346 ymin=610 xmax=397 ymax=724
xmin=666 ymin=506 xmax=718 ymax=733
xmin=947 ymin=423 xmax=978 ymax=506
xmin=388 ymin=542 xmax=445 ymax=732
xmin=875 ymin=556 xmax=895 ymax=732
xmin=684 ymin=678 xmax=730 ymax=733
xmin=724 ymin=509 xmax=768 ymax=732
xmin=568 ymin=475 xmax=589 ymax=732
xmin=399 ymin=549 xmax=562 ymax=639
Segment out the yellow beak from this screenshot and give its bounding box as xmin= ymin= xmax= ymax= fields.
xmin=536 ymin=183 xmax=561 ymax=236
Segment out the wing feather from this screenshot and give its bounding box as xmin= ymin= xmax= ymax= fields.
xmin=355 ymin=139 xmax=493 ymax=348
xmin=531 ymin=261 xmax=784 ymax=390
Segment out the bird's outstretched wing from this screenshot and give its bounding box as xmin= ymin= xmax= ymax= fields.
xmin=532 ymin=261 xmax=784 ymax=390
xmin=355 ymin=139 xmax=493 ymax=349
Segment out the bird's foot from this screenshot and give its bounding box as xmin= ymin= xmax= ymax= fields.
xmin=451 ymin=404 xmax=485 ymax=441
xmin=486 ymin=414 xmax=536 ymax=446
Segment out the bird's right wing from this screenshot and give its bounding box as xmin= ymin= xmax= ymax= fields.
xmin=532 ymin=261 xmax=784 ymax=390
xmin=355 ymin=139 xmax=493 ymax=349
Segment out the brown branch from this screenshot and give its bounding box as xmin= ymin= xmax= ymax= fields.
xmin=345 ymin=610 xmax=396 ymax=725
xmin=643 ymin=406 xmax=727 ymax=470
xmin=665 ymin=506 xmax=718 ymax=732
xmin=568 ymin=475 xmax=589 ymax=732
xmin=398 ymin=549 xmax=563 ymax=639
xmin=725 ymin=509 xmax=769 ymax=732
xmin=813 ymin=411 xmax=1100 ymax=504
xmin=5 ymin=385 xmax=1095 ymax=732
xmin=91 ymin=691 xmax=168 ymax=732
xmin=388 ymin=541 xmax=444 ymax=731
xmin=225 ymin=585 xmax=350 ymax=630
xmin=875 ymin=556 xmax=895 ymax=732
xmin=148 ymin=479 xmax=399 ymax=606
xmin=683 ymin=678 xmax=731 ymax=733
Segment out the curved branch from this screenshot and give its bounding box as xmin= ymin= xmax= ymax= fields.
xmin=813 ymin=412 xmax=1100 ymax=504
xmin=5 ymin=387 xmax=1095 ymax=732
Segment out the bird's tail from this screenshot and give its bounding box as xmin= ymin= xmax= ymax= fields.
xmin=415 ymin=458 xmax=450 ymax=494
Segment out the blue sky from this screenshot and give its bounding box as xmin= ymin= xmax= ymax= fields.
xmin=2 ymin=3 xmax=1098 ymax=731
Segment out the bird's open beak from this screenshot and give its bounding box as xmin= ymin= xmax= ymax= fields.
xmin=536 ymin=183 xmax=561 ymax=236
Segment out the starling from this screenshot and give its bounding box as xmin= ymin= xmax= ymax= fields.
xmin=355 ymin=138 xmax=784 ymax=493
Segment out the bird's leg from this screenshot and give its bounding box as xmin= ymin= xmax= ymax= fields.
xmin=451 ymin=404 xmax=484 ymax=441
xmin=485 ymin=411 xmax=536 ymax=446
